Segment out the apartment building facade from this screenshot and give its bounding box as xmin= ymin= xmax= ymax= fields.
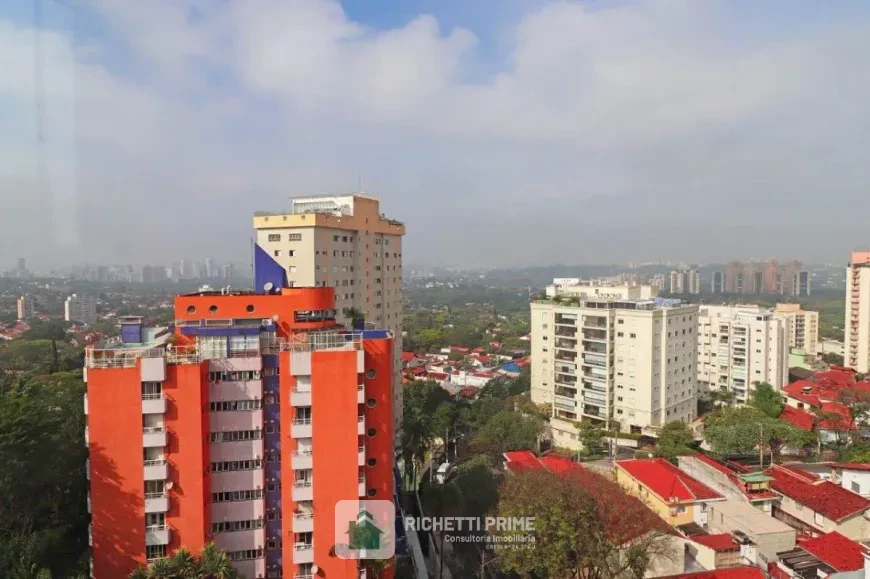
xmin=83 ymin=286 xmax=395 ymax=579
xmin=773 ymin=303 xmax=820 ymax=357
xmin=253 ymin=194 xmax=405 ymax=442
xmin=725 ymin=260 xmax=810 ymax=296
xmin=669 ymin=269 xmax=701 ymax=295
xmin=531 ymin=292 xmax=698 ymax=432
xmin=846 ymin=252 xmax=870 ymax=373
xmin=65 ymin=293 xmax=97 ymax=325
xmin=696 ymin=305 xmax=790 ymax=401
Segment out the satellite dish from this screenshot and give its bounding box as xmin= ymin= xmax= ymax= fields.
xmin=311 ymin=564 xmax=319 ymax=574
xmin=263 ymin=282 xmax=275 ymax=293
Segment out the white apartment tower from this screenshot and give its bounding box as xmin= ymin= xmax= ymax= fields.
xmin=669 ymin=269 xmax=701 ymax=295
xmin=531 ymin=292 xmax=698 ymax=433
xmin=846 ymin=252 xmax=870 ymax=373
xmin=696 ymin=305 xmax=790 ymax=401
xmin=253 ymin=194 xmax=406 ymax=440
xmin=64 ymin=294 xmax=97 ymax=325
xmin=773 ymin=303 xmax=820 ymax=357
xmin=17 ymin=295 xmax=34 ymax=320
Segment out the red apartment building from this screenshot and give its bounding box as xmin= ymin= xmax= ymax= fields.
xmin=84 ymin=273 xmax=395 ymax=578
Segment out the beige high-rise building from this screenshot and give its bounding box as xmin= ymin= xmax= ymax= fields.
xmin=17 ymin=295 xmax=34 ymax=320
xmin=531 ymin=292 xmax=698 ymax=435
xmin=64 ymin=293 xmax=97 ymax=325
xmin=669 ymin=269 xmax=701 ymax=295
xmin=696 ymin=305 xmax=790 ymax=401
xmin=253 ymin=194 xmax=406 ymax=441
xmin=846 ymin=252 xmax=870 ymax=373
xmin=773 ymin=303 xmax=820 ymax=357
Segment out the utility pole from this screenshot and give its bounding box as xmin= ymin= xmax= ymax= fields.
xmin=759 ymin=423 xmax=764 ymax=469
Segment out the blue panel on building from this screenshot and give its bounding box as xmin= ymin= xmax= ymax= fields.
xmin=254 ymin=244 xmax=288 ymax=294
xmin=362 ymin=329 xmax=391 ymax=340
xmin=179 ymin=327 xmax=262 ymax=336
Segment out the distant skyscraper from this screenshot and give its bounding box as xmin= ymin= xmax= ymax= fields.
xmin=65 ymin=294 xmax=97 ymax=325
xmin=846 ymin=252 xmax=870 ymax=373
xmin=17 ymin=295 xmax=35 ymax=320
xmin=204 ymin=258 xmax=215 ymax=279
xmin=711 ymin=271 xmax=725 ymax=294
xmin=17 ymin=257 xmax=26 ymax=271
xmin=668 ymin=268 xmax=700 ymax=295
xmin=724 ymin=260 xmax=805 ymax=296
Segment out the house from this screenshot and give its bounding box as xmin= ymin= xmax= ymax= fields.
xmin=764 ymin=464 xmax=870 ymax=540
xmin=686 ymin=534 xmax=742 ymax=570
xmin=774 ymin=531 xmax=869 ymax=579
xmin=831 ymin=463 xmax=870 ymax=498
xmin=615 ymin=458 xmax=725 ymax=527
xmin=703 ymin=499 xmax=796 ymax=564
xmin=425 ymin=371 xmax=450 ymax=386
xmin=504 ymin=451 xmax=685 ymax=577
xmin=678 ymin=455 xmax=779 ymax=513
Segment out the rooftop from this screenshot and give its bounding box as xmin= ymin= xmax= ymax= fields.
xmin=658 ymin=566 xmax=765 ymax=579
xmin=617 ymin=458 xmax=724 ymax=503
xmin=800 ymin=531 xmax=868 ymax=572
xmin=765 ymin=465 xmax=870 ymax=521
xmin=688 ymin=534 xmax=739 ymax=552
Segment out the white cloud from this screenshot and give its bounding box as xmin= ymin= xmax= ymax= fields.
xmin=1 ymin=0 xmax=869 ymax=268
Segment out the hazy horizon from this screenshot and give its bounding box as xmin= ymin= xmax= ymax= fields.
xmin=3 ymin=0 xmax=870 ymax=270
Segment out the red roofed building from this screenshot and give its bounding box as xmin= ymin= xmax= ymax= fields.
xmin=616 ymin=458 xmax=724 ymax=527
xmin=678 ymin=455 xmax=778 ymax=511
xmin=687 ymin=534 xmax=742 ymax=569
xmin=776 ymin=531 xmax=869 ymax=578
xmin=503 ymin=451 xmax=686 ymax=576
xmin=780 ymin=405 xmax=815 ymax=432
xmin=764 ymin=464 xmax=870 ymax=540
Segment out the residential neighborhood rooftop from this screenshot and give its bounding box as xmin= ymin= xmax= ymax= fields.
xmin=617 ymin=458 xmax=724 ymax=503
xmin=764 ymin=465 xmax=870 ymax=522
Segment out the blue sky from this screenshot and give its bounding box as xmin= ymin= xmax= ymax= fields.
xmin=2 ymin=0 xmax=870 ymax=269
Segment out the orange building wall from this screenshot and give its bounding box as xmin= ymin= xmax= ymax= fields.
xmin=278 ymin=351 xmax=299 ymax=573
xmin=312 ymin=349 xmax=360 ymax=578
xmin=164 ymin=362 xmax=210 ymax=552
xmin=87 ymin=366 xmax=146 ymax=578
xmin=174 ymin=288 xmax=337 ymax=337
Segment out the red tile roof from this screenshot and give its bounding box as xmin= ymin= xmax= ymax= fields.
xmin=689 ymin=534 xmax=739 ymax=551
xmin=401 ymin=352 xmax=416 ymax=362
xmin=818 ymin=401 xmax=855 ymax=431
xmin=658 ymin=567 xmax=765 ymax=579
xmin=427 ymin=371 xmax=449 ymax=380
xmin=801 ymin=531 xmax=868 ymax=572
xmin=503 ymin=451 xmax=673 ymax=543
xmin=617 ymin=458 xmax=723 ymax=503
xmin=780 ymin=405 xmax=815 ymax=431
xmin=765 ymin=465 xmax=870 ymax=521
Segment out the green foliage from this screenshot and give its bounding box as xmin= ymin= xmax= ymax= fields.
xmin=0 ymin=370 xmax=89 ymax=577
xmin=749 ymin=382 xmax=783 ymax=418
xmin=21 ymin=320 xmax=69 ymax=341
xmin=704 ymin=406 xmax=813 ymax=461
xmin=129 ymin=542 xmax=239 ymax=578
xmin=654 ymin=421 xmax=696 ymax=463
xmin=473 ymin=410 xmax=545 ymax=457
xmin=577 ymin=420 xmax=603 ymax=451
xmin=452 ymin=455 xmax=500 ymax=518
xmin=840 ymin=442 xmax=870 ymax=463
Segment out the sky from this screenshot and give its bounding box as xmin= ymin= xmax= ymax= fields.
xmin=1 ymin=0 xmax=870 ymax=269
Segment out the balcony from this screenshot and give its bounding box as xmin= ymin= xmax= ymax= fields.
xmin=555 ymin=338 xmax=577 ymax=349
xmin=554 ymin=396 xmax=576 ymax=412
xmin=292 ymin=513 xmax=314 ymax=533
xmin=359 ymin=445 xmax=365 ymax=466
xmin=84 ymin=394 xmax=88 ymax=415
xmin=145 ymin=525 xmax=170 ymax=546
xmin=359 ymin=476 xmax=366 ymax=497
xmin=554 ymin=353 xmax=577 ymax=363
xmin=555 ymin=314 xmax=577 ymax=326
xmin=291 ymin=449 xmax=313 ymax=470
xmin=358 ymin=383 xmax=364 ymax=404
xmin=555 ymin=365 xmax=576 ymax=376
xmin=292 ymin=481 xmax=313 ymax=502
xmin=144 ymin=459 xmax=168 ymax=481
xmin=143 ymin=427 xmax=167 ymax=448
xmin=290 ymin=387 xmax=311 ymax=407
xmin=582 ymin=330 xmax=607 ymax=342
xmin=291 ymin=418 xmax=312 ymax=439
xmin=293 ymin=543 xmax=314 ymax=565
xmin=554 ymin=386 xmax=577 ymax=398
xmin=358 ymin=416 xmax=364 ymax=435
xmin=142 ymin=395 xmax=167 ymax=415
xmin=555 ymin=328 xmax=577 ymax=338
xmin=145 ymin=492 xmax=169 ymax=513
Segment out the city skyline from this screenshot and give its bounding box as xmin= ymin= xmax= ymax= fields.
xmin=3 ymin=0 xmax=870 ymax=268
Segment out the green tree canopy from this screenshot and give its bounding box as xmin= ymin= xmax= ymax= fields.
xmin=654 ymin=421 xmax=696 ymax=463
xmin=749 ymin=382 xmax=783 ymax=418
xmin=129 ymin=543 xmax=238 ymax=578
xmin=473 ymin=410 xmax=544 ymax=457
xmin=704 ymin=406 xmax=812 ymax=462
xmin=452 ymin=455 xmax=500 ymax=518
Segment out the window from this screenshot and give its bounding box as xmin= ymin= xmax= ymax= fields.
xmin=209 ymin=429 xmax=263 ymax=443
xmin=288 ymin=233 xmax=302 ymax=241
xmin=212 ymin=519 xmax=265 ymax=533
xmin=146 ymin=544 xmax=167 ymax=561
xmin=814 ymin=512 xmax=824 ymax=526
xmin=212 ymin=489 xmax=264 ymax=503
xmin=853 ymin=481 xmax=861 ymax=494
xmin=211 ymin=459 xmax=262 ymax=472
xmin=209 ymin=400 xmax=262 ymax=412
xmin=273 ymin=250 xmax=280 ymax=257
xmin=142 ymin=382 xmax=161 ymax=399
xmin=227 ymin=549 xmax=264 ymax=561
xmin=288 ymin=266 xmax=297 ymax=273
xmin=267 ymin=234 xmax=281 ymax=242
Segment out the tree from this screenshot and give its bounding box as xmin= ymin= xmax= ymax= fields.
xmin=494 ymin=469 xmax=676 ymax=579
xmin=432 ymin=402 xmax=459 ymax=461
xmin=838 ymin=387 xmax=870 ymax=431
xmin=129 ymin=542 xmax=238 ymax=578
xmin=840 ymin=442 xmax=870 ymax=463
xmin=447 ymin=350 xmax=465 ymax=362
xmin=402 ymin=382 xmax=454 ymax=487
xmin=473 ymin=410 xmax=544 ymax=457
xmin=708 ymin=389 xmax=735 ymax=407
xmin=452 ymin=455 xmax=500 ymax=518
xmin=704 ymin=406 xmax=812 ymax=463
xmin=749 ymin=382 xmax=783 ymax=418
xmin=654 ymin=421 xmax=696 ymax=463
xmin=577 ymin=421 xmax=603 ymax=452
xmin=822 ymin=352 xmax=845 ymax=366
